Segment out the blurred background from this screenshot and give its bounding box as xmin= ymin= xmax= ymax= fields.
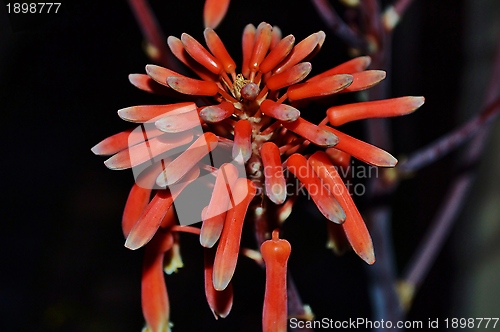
xmin=1 ymin=0 xmax=499 ymax=331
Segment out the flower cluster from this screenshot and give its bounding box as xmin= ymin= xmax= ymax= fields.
xmin=92 ymin=13 xmax=423 ymax=332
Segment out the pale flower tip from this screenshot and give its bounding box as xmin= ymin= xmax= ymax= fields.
xmin=360 ymin=247 xmax=376 ymax=265
xmin=323 ymin=129 xmax=340 ymax=147
xmin=155 ymin=172 xmax=168 ymax=188
xmin=166 ymin=76 xmax=219 ymax=96
xmin=360 ymin=56 xmax=372 ymax=69
xmin=90 ymin=144 xmax=101 ymax=155
xmin=200 ymin=220 xmax=222 ymax=248
xmin=154 ymin=118 xmax=171 ymax=132
xmin=128 ymin=74 xmax=142 ymax=86
xmin=270 ymin=185 xmax=286 ymax=205
xmin=117 ymin=106 xmax=134 ymax=122
xmin=124 ymin=236 xmax=145 ymax=251
xmin=338 ymin=73 xmax=354 ymax=85
xmin=103 ymin=156 xmax=128 ymax=170
xmin=411 ymin=96 xmax=426 ymax=110
xmin=261 ymin=100 xmax=300 ymax=122
xmin=145 ymin=64 xmax=158 ymax=76
xmin=372 ymin=152 xmax=398 ymax=168
xmin=200 ymin=236 xmax=217 ymax=249
xmin=213 ymin=273 xmax=230 ymax=292
xmin=316 ymin=30 xmax=326 ymax=47
xmin=334 ymin=206 xmax=347 ymax=224
xmin=375 ymin=70 xmax=386 ymax=81
xmin=387 ymin=154 xmax=398 ymax=167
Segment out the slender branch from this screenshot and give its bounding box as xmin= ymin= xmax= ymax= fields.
xmin=365 ymin=207 xmax=404 ymax=326
xmin=398 ymin=98 xmax=500 ymax=174
xmin=310 ymin=0 xmax=368 ymax=50
xmin=127 ymin=0 xmax=180 ymax=70
xmin=355 ymin=1 xmax=406 ymax=330
xmin=402 ymin=174 xmax=472 ymax=288
xmin=400 ymin=32 xmax=500 ymax=308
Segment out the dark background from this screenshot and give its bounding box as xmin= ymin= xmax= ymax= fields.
xmin=1 ymin=0 xmax=497 ymax=331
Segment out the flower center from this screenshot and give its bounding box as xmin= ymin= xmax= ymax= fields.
xmin=231 ymin=74 xmax=260 ymax=102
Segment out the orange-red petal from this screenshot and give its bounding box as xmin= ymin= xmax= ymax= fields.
xmin=104 ymin=132 xmax=193 ymax=170
xmin=126 ymin=167 xmax=200 ymax=250
xmin=199 ymin=101 xmax=236 ymax=123
xmin=181 ymin=32 xmax=222 ymax=75
xmin=309 ymin=151 xmax=375 ymax=264
xmin=325 ymin=147 xmax=351 ymax=169
xmin=122 ymin=183 xmax=152 ymax=238
xmin=249 ymin=22 xmax=273 ymax=73
xmin=128 ymin=74 xmax=174 ymax=95
xmin=341 ymin=70 xmax=386 ymax=93
xmin=204 ymin=247 xmax=233 ymax=319
xmin=266 ymin=62 xmax=312 ymax=91
xmin=122 ymin=162 xmax=167 ymax=237
xmin=260 ymin=34 xmax=295 ymax=74
xmin=118 ymin=102 xmax=196 ymax=123
xmin=200 ymin=163 xmax=239 ymax=248
xmin=213 ymin=179 xmax=256 ymax=291
xmin=287 ymin=74 xmax=353 ymax=101
xmin=274 ymin=31 xmax=325 ymax=74
xmin=327 ymin=96 xmax=425 ymax=126
xmin=167 ymin=36 xmax=218 ymax=81
xmin=204 ymin=28 xmax=236 ymax=74
xmin=91 ymin=129 xmax=133 ymax=156
xmin=166 ymin=76 xmax=219 ymax=96
xmin=157 ymin=132 xmax=218 ymax=186
xmin=286 ymin=153 xmax=346 ymax=223
xmin=155 ymin=109 xmax=202 ymax=133
xmin=282 ymin=117 xmax=339 ymax=147
xmin=203 ymin=0 xmax=230 ymax=29
xmin=260 ymin=99 xmax=300 ymax=122
xmin=261 ymin=142 xmax=286 ymax=204
xmin=232 ymin=119 xmax=252 ymax=163
xmin=270 ymin=25 xmax=282 ymax=49
xmin=145 ymin=64 xmax=183 ymax=87
xmin=308 ymin=56 xmax=371 ymax=82
xmin=322 ymin=126 xmax=397 ymax=167
xmin=261 ymin=230 xmax=291 ymax=332
xmin=92 ymin=124 xmax=170 ymax=156
xmin=141 ymin=230 xmax=173 ymax=332
xmin=241 ymin=24 xmax=256 ymax=79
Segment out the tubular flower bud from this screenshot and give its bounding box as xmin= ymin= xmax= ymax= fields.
xmin=261 ymin=230 xmax=291 ymax=332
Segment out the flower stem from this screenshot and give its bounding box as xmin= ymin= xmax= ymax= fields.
xmin=127 ymin=0 xmax=180 ymax=70
xmin=398 ymin=98 xmax=500 ymax=174
xmin=310 ymin=0 xmax=368 ymax=50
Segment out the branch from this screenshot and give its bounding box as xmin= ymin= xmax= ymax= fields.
xmin=127 ymin=0 xmax=180 ymax=70
xmin=402 ymin=174 xmax=472 ymax=289
xmin=365 ymin=207 xmax=404 ymax=328
xmin=310 ymin=0 xmax=368 ymax=50
xmin=397 ymin=98 xmax=500 ymax=174
xmin=400 ymin=32 xmax=500 ymax=310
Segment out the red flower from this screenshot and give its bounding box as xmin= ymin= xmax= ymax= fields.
xmin=92 ymin=17 xmax=423 ymax=332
